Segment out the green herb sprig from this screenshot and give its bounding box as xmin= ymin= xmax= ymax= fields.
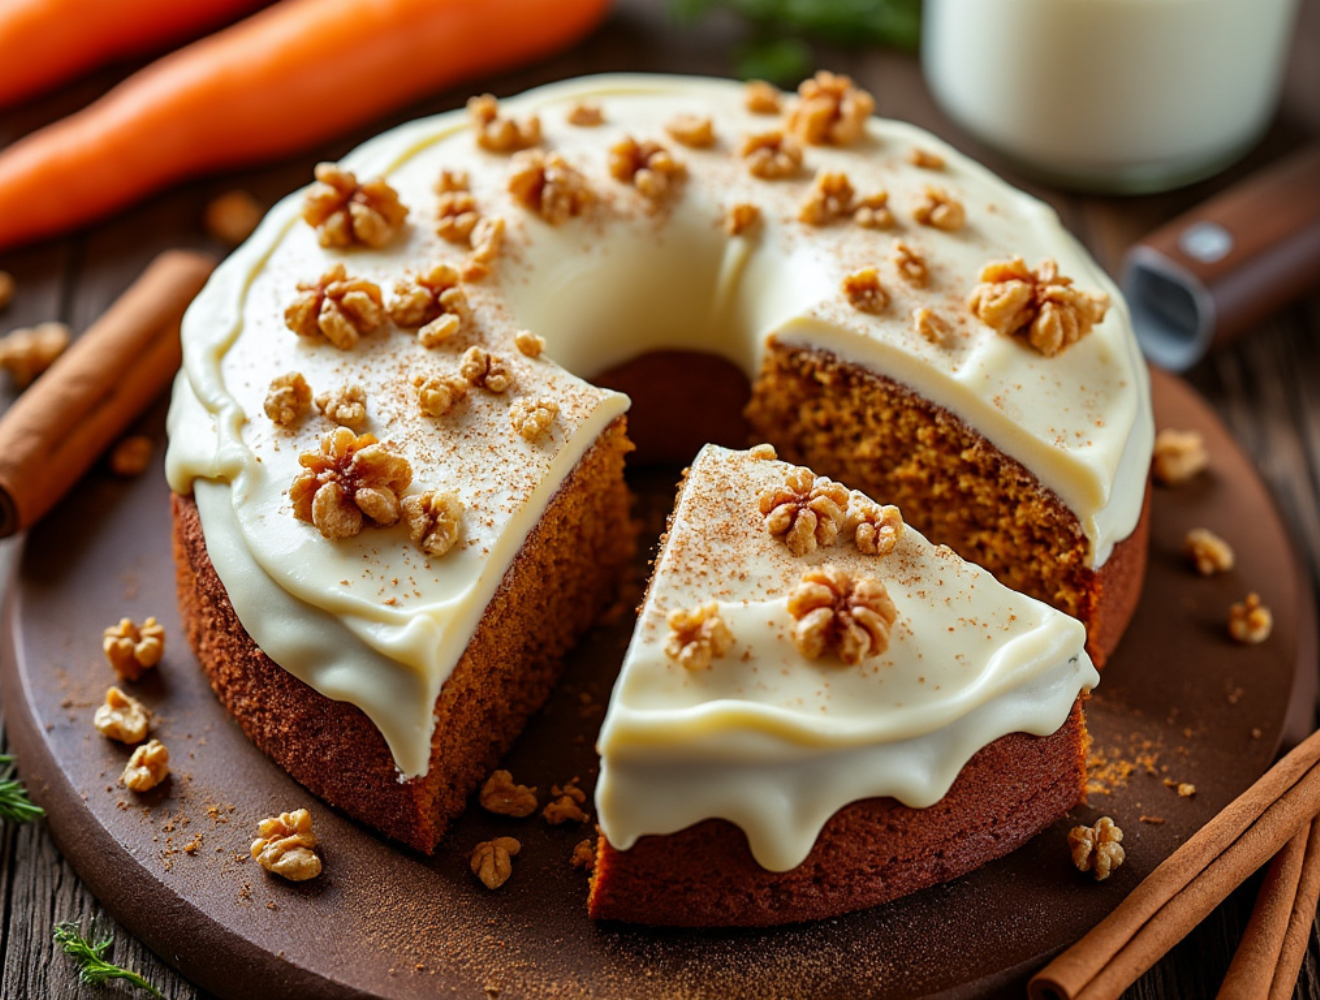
xmin=0 ymin=754 xmax=43 ymax=825
xmin=54 ymin=922 xmax=164 ymax=997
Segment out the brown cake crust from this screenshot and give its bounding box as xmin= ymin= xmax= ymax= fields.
xmin=588 ymin=702 xmax=1088 ymax=927
xmin=172 ymin=418 xmax=634 ymax=853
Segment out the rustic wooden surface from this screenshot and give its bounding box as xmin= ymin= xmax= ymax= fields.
xmin=0 ymin=0 xmax=1317 ymax=996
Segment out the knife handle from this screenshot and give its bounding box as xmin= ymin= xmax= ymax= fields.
xmin=1121 ymin=145 xmax=1320 ymax=371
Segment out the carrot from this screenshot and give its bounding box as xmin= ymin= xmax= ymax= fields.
xmin=0 ymin=0 xmax=266 ymax=109
xmin=0 ymin=0 xmax=612 ymax=253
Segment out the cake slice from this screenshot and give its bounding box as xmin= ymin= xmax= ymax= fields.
xmin=589 ymin=444 xmax=1099 ymax=926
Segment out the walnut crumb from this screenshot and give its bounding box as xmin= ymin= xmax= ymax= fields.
xmin=744 ymin=80 xmax=782 ymax=114
xmin=788 ymin=71 xmax=874 ymax=146
xmin=665 ymin=114 xmax=716 ymax=148
xmin=290 ymin=428 xmax=412 ymax=540
xmin=725 ymin=203 xmax=762 ymax=236
xmin=469 ymin=94 xmax=541 ymax=153
xmin=302 ymin=163 xmax=407 ymax=249
xmin=109 ymin=436 xmax=153 ymax=477
xmin=252 ymin=808 xmax=322 ymax=881
xmin=509 ymin=397 xmax=559 ymax=441
xmin=264 ymin=372 xmax=312 ymax=426
xmin=0 ymin=322 xmax=70 ymax=388
xmin=479 ymin=770 xmax=538 ymax=818
xmin=203 ymin=190 xmax=263 ymax=245
xmin=741 ymin=130 xmax=803 ymax=180
xmin=854 ymin=190 xmax=894 ymax=229
xmin=749 ymin=443 xmax=777 ymax=460
xmin=842 ymin=268 xmax=889 ymax=314
xmin=123 ymin=738 xmax=170 ymax=792
xmin=914 ymin=307 xmax=952 ymax=346
xmin=514 ymin=330 xmax=544 ymax=357
xmin=1185 ymin=528 xmax=1234 ymax=575
xmin=402 ymin=490 xmax=463 ymax=558
xmin=1152 ymin=429 xmax=1209 ymax=485
xmin=94 ymin=687 xmax=149 ymax=744
xmin=315 ymin=384 xmax=367 ymax=429
xmin=1229 ymin=593 xmax=1272 ymax=644
xmin=463 ymin=215 xmax=506 ymax=281
xmin=388 ymin=264 xmax=470 ymax=348
xmin=1069 ymin=817 xmax=1125 ymax=880
xmin=507 ymin=150 xmax=594 ymax=225
xmin=788 ymin=564 xmax=897 ymax=664
xmin=608 ymin=136 xmax=687 ymax=209
xmin=892 ymin=240 xmax=929 ymax=288
xmin=909 ymin=147 xmax=945 ymax=170
xmin=912 ymin=185 xmax=965 ymax=231
xmin=103 ymin=617 xmax=165 ymax=681
xmin=848 ymin=499 xmax=904 ymax=555
xmin=543 ymin=778 xmax=589 ymax=825
xmin=566 ymin=102 xmax=604 ymax=127
xmin=760 ymin=467 xmax=850 ymax=555
xmin=968 ymin=257 xmax=1109 ymax=357
xmin=284 ymin=264 xmax=385 ymax=350
xmin=799 ymin=170 xmax=855 ymax=225
xmin=413 ymin=373 xmax=467 ymax=417
xmin=460 ymin=346 xmax=512 ymax=393
xmin=665 ymin=602 xmax=734 ymax=671
xmin=435 ymin=183 xmax=480 ymax=244
xmin=470 ymin=837 xmax=521 ymax=889
xmin=571 ymin=839 xmax=596 ymax=873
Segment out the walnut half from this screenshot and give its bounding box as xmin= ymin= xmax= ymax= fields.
xmin=787 ymin=564 xmax=898 ymax=665
xmin=93 ymin=687 xmax=149 ymax=744
xmin=290 ymin=429 xmax=412 ymax=540
xmin=470 ymin=836 xmax=521 ymax=889
xmin=759 ymin=468 xmax=850 ymax=555
xmin=103 ymin=617 xmax=165 ymax=681
xmin=1069 ymin=817 xmax=1125 ymax=881
xmin=302 ymin=163 xmax=408 ymax=249
xmin=665 ymin=602 xmax=734 ymax=671
xmin=123 ymin=738 xmax=170 ymax=792
xmin=480 ymin=770 xmax=538 ymax=818
xmin=968 ymin=257 xmax=1109 ymax=357
xmin=252 ymin=808 xmax=323 ymax=881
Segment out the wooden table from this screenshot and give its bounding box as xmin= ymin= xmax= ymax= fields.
xmin=0 ymin=0 xmax=1317 ymax=995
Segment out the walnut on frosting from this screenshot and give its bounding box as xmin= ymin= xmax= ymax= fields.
xmin=460 ymin=346 xmax=512 ymax=393
xmin=909 ymin=147 xmax=946 ymax=170
xmin=463 ymin=215 xmax=505 ymax=281
xmin=414 ymin=373 xmax=468 ymax=417
xmin=435 ymin=170 xmax=480 ymax=244
xmin=265 ymin=372 xmax=312 ymax=426
xmin=509 ymin=396 xmax=559 ymax=441
xmin=968 ymin=257 xmax=1110 ymax=357
xmin=799 ymin=171 xmax=855 ymax=226
xmin=508 ymin=150 xmax=594 ymax=225
xmin=514 ymin=330 xmax=545 ymax=357
xmin=912 ymin=185 xmax=965 ymax=232
xmin=284 ymin=264 xmax=386 ymax=350
xmin=665 ymin=602 xmax=734 ymax=671
xmin=665 ymin=114 xmax=716 ymax=149
xmin=891 ymin=240 xmax=929 ymax=288
xmin=741 ymin=130 xmax=803 ymax=180
xmin=608 ymin=137 xmax=687 ymax=210
xmin=914 ymin=307 xmax=953 ymax=346
xmin=403 ymin=489 xmax=463 ymax=557
xmin=567 ymin=102 xmax=604 ymax=127
xmin=301 ymin=163 xmax=408 ymax=249
xmin=848 ymin=500 xmax=904 ymax=556
xmin=469 ymin=94 xmax=541 ymax=153
xmin=388 ymin=264 xmax=470 ymax=348
xmin=759 ymin=468 xmax=850 ymax=556
xmin=842 ymin=268 xmax=889 ymax=314
xmin=290 ymin=428 xmax=412 ymax=540
xmin=854 ymin=190 xmax=894 ymax=230
xmin=787 ymin=71 xmax=874 ymax=147
xmin=787 ymin=564 xmax=897 ymax=664
xmin=315 ymin=384 xmax=368 ymax=429
xmin=725 ymin=203 xmax=762 ymax=236
xmin=744 ymin=80 xmax=782 ymax=114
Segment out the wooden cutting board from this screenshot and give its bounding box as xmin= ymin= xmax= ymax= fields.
xmin=1 ymin=368 xmax=1313 ymax=999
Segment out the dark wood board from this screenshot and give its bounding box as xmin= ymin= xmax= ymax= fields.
xmin=0 ymin=368 xmax=1313 ymax=1000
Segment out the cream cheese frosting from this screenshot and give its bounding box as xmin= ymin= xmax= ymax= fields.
xmin=595 ymin=445 xmax=1098 ymax=871
xmin=166 ymin=73 xmax=1146 ymax=782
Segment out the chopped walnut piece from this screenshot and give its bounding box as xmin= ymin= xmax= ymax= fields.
xmin=914 ymin=307 xmax=952 ymax=346
xmin=1177 ymin=782 xmax=1197 ymax=798
xmin=968 ymin=257 xmax=1110 ymax=357
xmin=891 ymin=240 xmax=929 ymax=288
xmin=480 ymin=770 xmax=538 ymax=818
xmin=402 ymin=490 xmax=463 ymax=557
xmin=436 ymin=169 xmax=469 ymax=194
xmin=514 ymin=330 xmax=544 ymax=357
xmin=749 ymin=443 xmax=777 ymax=460
xmin=123 ymin=738 xmax=170 ymax=792
xmin=787 ymin=564 xmax=898 ymax=664
xmin=103 ymin=617 xmax=165 ymax=681
xmin=665 ymin=114 xmax=716 ymax=148
xmin=301 ymin=163 xmax=408 ymax=249
xmin=848 ymin=500 xmax=904 ymax=555
xmin=463 ymin=215 xmax=506 ymax=281
xmin=1185 ymin=528 xmax=1234 ymax=575
xmin=94 ymin=686 xmax=149 ymax=744
xmin=841 ymin=268 xmax=889 ymax=314
xmin=759 ymin=467 xmax=850 ymax=556
xmin=109 ymin=435 xmax=153 ymax=477
xmin=912 ymin=185 xmax=965 ymax=231
xmin=909 ymin=147 xmax=945 ymax=170
xmin=570 ymin=839 xmax=596 ymax=873
xmin=608 ymin=136 xmax=687 ymax=209
xmin=469 ymin=94 xmax=541 ymax=153
xmin=251 ymin=808 xmax=322 ymax=882
xmin=787 ymin=71 xmax=875 ymax=147
xmin=265 ymin=372 xmax=313 ymax=426
xmin=203 ymin=190 xmax=263 ymax=245
xmin=414 ymin=373 xmax=467 ymax=417
xmin=741 ymin=130 xmax=803 ymax=180
xmin=284 ymin=264 xmax=386 ymax=350
xmin=460 ymin=346 xmax=512 ymax=393
xmin=436 ymin=185 xmax=480 ymax=244
xmin=543 ymin=778 xmax=589 ymax=826
xmin=508 ymin=150 xmax=594 ymax=225
xmin=470 ymin=836 xmax=521 ymax=889
xmin=0 ymin=270 xmax=13 ymax=310
xmin=665 ymin=602 xmax=734 ymax=671
xmin=799 ymin=170 xmax=855 ymax=226
xmin=509 ymin=396 xmax=559 ymax=441
xmin=289 ymin=428 xmax=412 ymax=540
xmin=1229 ymin=593 xmax=1272 ymax=644
xmin=1152 ymin=429 xmax=1209 ymax=485
xmin=315 ymin=384 xmax=367 ymax=429
xmin=388 ymin=264 xmax=470 ymax=348
xmin=567 ymin=102 xmax=604 ymax=127
xmin=1069 ymin=817 xmax=1125 ymax=881
xmin=725 ymin=203 xmax=762 ymax=236
xmin=854 ymin=190 xmax=894 ymax=229
xmin=745 ymin=80 xmax=783 ymax=114
xmin=0 ymin=321 xmax=70 ymax=388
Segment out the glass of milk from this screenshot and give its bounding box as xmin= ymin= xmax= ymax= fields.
xmin=921 ymin=0 xmax=1301 ymax=193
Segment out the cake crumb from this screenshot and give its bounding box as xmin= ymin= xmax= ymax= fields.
xmin=1069 ymin=817 xmax=1125 ymax=880
xmin=109 ymin=435 xmax=154 ymax=477
xmin=252 ymin=808 xmax=322 ymax=881
xmin=1229 ymin=593 xmax=1272 ymax=644
xmin=1153 ymin=429 xmax=1209 ymax=485
xmin=1139 ymin=815 xmax=1165 ymax=825
xmin=470 ymin=837 xmax=520 ymax=889
xmin=479 ymin=770 xmax=538 ymax=818
xmin=788 ymin=564 xmax=897 ymax=664
xmin=103 ymin=617 xmax=165 ymax=681
xmin=665 ymin=602 xmax=734 ymax=671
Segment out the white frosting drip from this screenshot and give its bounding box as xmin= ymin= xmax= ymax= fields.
xmin=166 ymin=74 xmax=1143 ymax=785
xmin=595 ymin=446 xmax=1098 ymax=871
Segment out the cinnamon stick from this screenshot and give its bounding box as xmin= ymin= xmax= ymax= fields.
xmin=0 ymin=249 xmax=214 ymax=536
xmin=1268 ymin=818 xmax=1320 ymax=1000
xmin=1030 ymin=728 xmax=1320 ymax=1000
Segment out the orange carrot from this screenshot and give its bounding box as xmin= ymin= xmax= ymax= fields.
xmin=0 ymin=0 xmax=612 ymax=252
xmin=0 ymin=0 xmax=265 ymax=109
